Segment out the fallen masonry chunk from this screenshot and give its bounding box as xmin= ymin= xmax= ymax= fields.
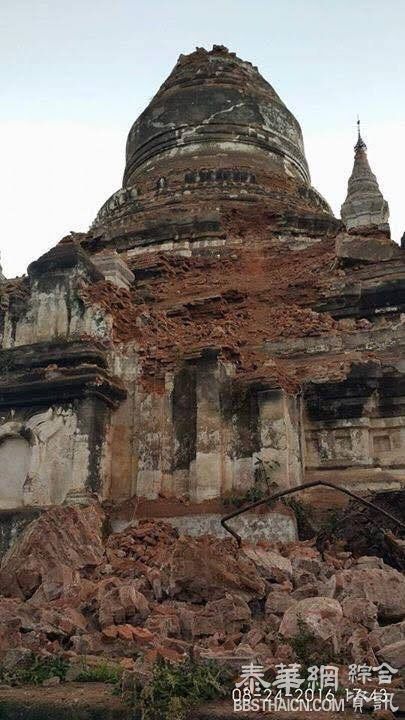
xmin=335 ymin=564 xmax=405 ymax=622
xmin=279 ymin=596 xmax=344 ymax=654
xmin=378 ymin=639 xmax=405 ymax=670
xmin=98 ymin=578 xmax=150 ymax=628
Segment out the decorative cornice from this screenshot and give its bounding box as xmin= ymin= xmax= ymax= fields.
xmin=0 ymin=367 xmax=126 ymax=408
xmin=0 ymin=341 xmax=126 ymax=408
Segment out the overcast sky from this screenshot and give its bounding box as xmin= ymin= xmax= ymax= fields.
xmin=1 ymin=0 xmax=404 ymax=277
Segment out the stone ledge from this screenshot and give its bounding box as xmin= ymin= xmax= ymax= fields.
xmin=28 ymin=241 xmax=103 ymax=283
xmin=0 ymin=339 xmax=109 ymax=372
xmin=336 ymin=234 xmax=402 ymax=264
xmin=110 ymin=510 xmax=297 ymax=544
xmin=91 ymin=251 xmax=135 ymax=290
xmin=0 ymin=366 xmax=126 ymax=408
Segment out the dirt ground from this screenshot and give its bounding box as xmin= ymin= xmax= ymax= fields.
xmin=0 ymin=682 xmax=130 ymax=720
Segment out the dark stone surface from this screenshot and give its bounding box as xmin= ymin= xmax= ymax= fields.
xmin=227 ymin=386 xmax=260 ymax=459
xmin=316 ymin=274 xmax=405 ymax=319
xmin=77 ymin=396 xmax=109 ymax=494
xmin=0 ymin=508 xmax=42 ymax=559
xmin=0 ymin=340 xmax=109 ymax=372
xmin=172 ymin=365 xmax=197 ymax=471
xmin=28 ymin=241 xmax=103 ymax=288
xmin=0 ymin=366 xmax=126 ymax=409
xmin=321 ymin=490 xmax=405 ymax=571
xmin=305 ymin=364 xmax=405 ymax=422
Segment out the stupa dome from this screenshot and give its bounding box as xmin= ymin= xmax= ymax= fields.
xmin=89 ymin=46 xmax=334 ymax=252
xmin=124 ymin=45 xmax=310 ymax=187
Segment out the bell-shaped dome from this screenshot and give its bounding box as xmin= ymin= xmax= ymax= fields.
xmin=124 ymin=45 xmax=310 ymax=187
xmin=88 ymin=46 xmax=334 ymax=253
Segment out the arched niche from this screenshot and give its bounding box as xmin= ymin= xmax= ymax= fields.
xmin=0 ymin=434 xmax=31 ymax=508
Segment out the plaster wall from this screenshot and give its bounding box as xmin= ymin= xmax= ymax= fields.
xmin=2 ymin=282 xmax=110 ymax=350
xmin=0 ymin=404 xmax=102 ymax=509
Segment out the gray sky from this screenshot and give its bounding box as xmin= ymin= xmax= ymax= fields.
xmin=1 ymin=0 xmax=404 ymax=277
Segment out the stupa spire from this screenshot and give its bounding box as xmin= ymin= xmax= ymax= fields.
xmin=341 ymin=120 xmax=389 ymax=233
xmin=355 ymin=117 xmax=366 ymax=151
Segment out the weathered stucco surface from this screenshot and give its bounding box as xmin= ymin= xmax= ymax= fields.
xmin=111 ymin=511 xmax=297 ymax=543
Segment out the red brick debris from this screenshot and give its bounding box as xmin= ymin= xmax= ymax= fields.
xmin=79 ymin=239 xmax=362 ymax=389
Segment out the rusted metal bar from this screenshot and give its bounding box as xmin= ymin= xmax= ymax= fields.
xmin=220 ymin=479 xmax=405 ymax=546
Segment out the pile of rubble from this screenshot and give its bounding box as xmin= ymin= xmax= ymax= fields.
xmin=0 ymin=503 xmax=404 ymax=684
xmin=328 ymin=492 xmax=405 ymax=571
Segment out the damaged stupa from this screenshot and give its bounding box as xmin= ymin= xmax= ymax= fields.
xmin=0 ymin=45 xmax=404 ymax=544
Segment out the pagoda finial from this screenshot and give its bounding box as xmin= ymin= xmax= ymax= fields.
xmin=355 ymin=116 xmax=367 ymax=152
xmin=341 ymin=119 xmax=389 ymax=232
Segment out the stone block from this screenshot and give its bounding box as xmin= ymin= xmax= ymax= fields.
xmin=335 ymin=234 xmax=401 ymax=263
xmin=91 ymin=251 xmax=135 ymax=290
